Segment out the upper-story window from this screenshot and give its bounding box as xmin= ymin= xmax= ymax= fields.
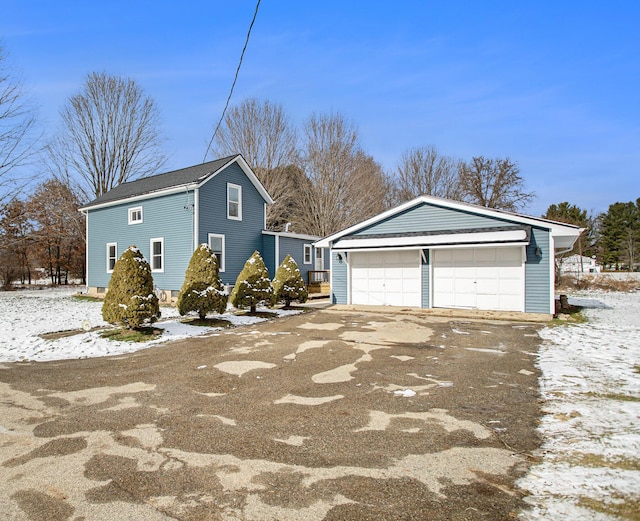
xmin=227 ymin=183 xmax=242 ymax=220
xmin=128 ymin=206 xmax=143 ymax=225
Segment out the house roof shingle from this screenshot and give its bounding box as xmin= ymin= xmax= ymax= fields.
xmin=80 ymin=155 xmax=242 ymax=209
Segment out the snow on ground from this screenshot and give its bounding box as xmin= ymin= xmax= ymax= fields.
xmin=0 ymin=287 xmax=300 ymax=363
xmin=2 ymin=287 xmax=639 ymax=518
xmin=518 ymin=291 xmax=640 ymax=520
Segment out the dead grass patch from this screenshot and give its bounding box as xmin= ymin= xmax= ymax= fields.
xmin=180 ymin=317 xmax=233 ymax=328
xmin=99 ymin=327 xmax=162 ymax=342
xmin=584 ymin=391 xmax=640 ymax=402
xmin=578 ymin=496 xmax=640 ymax=520
xmin=557 ymin=274 xmax=640 ymax=293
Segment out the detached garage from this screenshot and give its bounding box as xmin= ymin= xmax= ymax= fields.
xmin=314 ymin=196 xmax=582 ymax=316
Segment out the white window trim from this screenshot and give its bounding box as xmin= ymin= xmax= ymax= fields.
xmin=208 ymin=233 xmax=226 ymax=272
xmin=150 ymin=237 xmax=164 ymax=273
xmin=106 ymin=242 xmax=117 ymax=273
xmin=227 ymin=183 xmax=242 ymax=221
xmin=128 ymin=206 xmax=143 ymax=225
xmin=303 ymin=244 xmax=312 ymax=265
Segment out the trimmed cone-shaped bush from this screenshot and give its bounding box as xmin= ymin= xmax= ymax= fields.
xmin=177 ymin=243 xmax=228 ymax=319
xmin=230 ymin=250 xmax=273 ymax=313
xmin=102 ymin=246 xmax=160 ymax=329
xmin=272 ymin=254 xmax=308 ymax=307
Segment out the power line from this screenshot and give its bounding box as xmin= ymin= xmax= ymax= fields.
xmin=203 ymin=0 xmax=261 ymax=162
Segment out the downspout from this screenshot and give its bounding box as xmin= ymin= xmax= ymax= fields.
xmin=193 ymin=188 xmax=199 ymax=250
xmin=79 ymin=208 xmax=89 ymax=293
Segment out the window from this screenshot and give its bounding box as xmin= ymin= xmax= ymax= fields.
xmin=303 ymin=244 xmax=312 ymax=264
xmin=128 ymin=206 xmax=143 ymax=224
xmin=106 ymin=243 xmax=117 ymax=273
xmin=227 ymin=183 xmax=242 ymax=220
xmin=150 ymin=238 xmax=164 ymax=272
xmin=208 ymin=233 xmax=225 ymax=272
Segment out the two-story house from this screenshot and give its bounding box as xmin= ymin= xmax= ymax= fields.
xmin=80 ymin=155 xmax=328 ymax=303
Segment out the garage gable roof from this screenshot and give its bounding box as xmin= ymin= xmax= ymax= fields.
xmin=315 ymin=195 xmax=582 ymax=250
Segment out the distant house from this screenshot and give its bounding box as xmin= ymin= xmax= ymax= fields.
xmin=80 ymin=155 xmax=329 ymax=303
xmin=560 ymin=254 xmax=602 ymax=274
xmin=315 ymin=195 xmax=582 ymax=316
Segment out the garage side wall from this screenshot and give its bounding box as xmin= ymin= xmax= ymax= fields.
xmin=331 ymin=251 xmax=348 ymax=304
xmin=525 ymin=227 xmax=551 ymax=313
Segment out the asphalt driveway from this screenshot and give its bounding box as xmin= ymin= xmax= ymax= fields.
xmin=0 ymin=307 xmax=543 ymax=520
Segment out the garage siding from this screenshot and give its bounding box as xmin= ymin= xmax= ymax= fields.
xmin=331 ymin=252 xmax=348 ymax=304
xmin=421 ymin=250 xmax=430 ymax=308
xmin=353 ymin=203 xmax=513 ymax=236
xmin=525 ymin=227 xmax=551 ymax=313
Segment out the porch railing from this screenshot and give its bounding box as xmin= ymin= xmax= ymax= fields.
xmin=308 ymin=270 xmax=330 ymax=284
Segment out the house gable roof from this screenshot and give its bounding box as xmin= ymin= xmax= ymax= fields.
xmin=314 ymin=195 xmax=582 ymax=250
xmin=80 ymin=154 xmax=274 ymax=210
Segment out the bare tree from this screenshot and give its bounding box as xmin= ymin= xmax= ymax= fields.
xmin=396 ymin=145 xmax=461 ymax=202
xmin=213 ymin=98 xmax=297 ymax=229
xmin=296 ymin=112 xmax=393 ymax=236
xmin=0 ymin=44 xmax=38 ymax=203
xmin=458 ymin=156 xmax=534 ymax=212
xmin=49 ymin=72 xmax=166 ymax=201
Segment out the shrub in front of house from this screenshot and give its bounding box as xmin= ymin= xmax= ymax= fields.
xmin=102 ymin=246 xmax=160 ymax=329
xmin=176 ymin=243 xmax=228 ymax=319
xmin=230 ymin=250 xmax=273 ymax=313
xmin=272 ymin=254 xmax=308 ymax=307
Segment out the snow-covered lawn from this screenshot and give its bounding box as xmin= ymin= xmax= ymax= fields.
xmin=0 ymin=287 xmax=299 ymax=363
xmin=519 ymin=291 xmax=640 ymax=520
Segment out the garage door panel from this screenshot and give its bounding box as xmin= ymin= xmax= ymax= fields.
xmin=433 ymin=247 xmax=524 ymax=312
xmin=350 ymin=251 xmax=421 ymax=307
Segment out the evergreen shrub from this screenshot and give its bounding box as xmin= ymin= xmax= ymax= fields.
xmin=176 ymin=243 xmax=228 ymax=319
xmin=230 ymin=250 xmax=273 ymax=313
xmin=102 ymin=246 xmax=160 ymax=329
xmin=272 ymin=254 xmax=308 ymax=307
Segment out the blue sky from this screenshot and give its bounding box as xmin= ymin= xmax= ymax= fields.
xmin=3 ymin=1 xmax=638 ymax=217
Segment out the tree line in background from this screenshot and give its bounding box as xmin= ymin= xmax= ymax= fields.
xmin=0 ymin=41 xmax=638 ymax=290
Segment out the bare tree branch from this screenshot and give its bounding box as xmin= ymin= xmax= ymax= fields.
xmin=395 ymin=145 xmax=461 ymax=202
xmin=213 ymin=98 xmax=297 ymax=229
xmin=50 ymin=72 xmax=166 ymax=201
xmin=296 ymin=112 xmax=394 ymax=236
xmin=0 ymin=44 xmax=39 ymax=204
xmin=458 ymin=156 xmax=534 ymax=212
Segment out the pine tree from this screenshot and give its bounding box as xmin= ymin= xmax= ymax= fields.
xmin=230 ymin=250 xmax=273 ymax=313
xmin=272 ymin=254 xmax=308 ymax=307
xmin=102 ymin=245 xmax=160 ymax=329
xmin=177 ymin=243 xmax=228 ymax=319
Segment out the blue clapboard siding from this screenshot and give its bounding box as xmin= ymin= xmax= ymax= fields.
xmin=421 ymin=249 xmax=430 ymax=308
xmin=198 ymin=162 xmax=265 ymax=285
xmin=525 ymin=226 xmax=551 ymax=313
xmin=331 ymin=252 xmax=348 ymax=304
xmin=354 ymin=201 xmax=514 ymax=235
xmin=261 ymin=234 xmax=277 ymax=277
xmin=87 ymin=190 xmax=194 ymax=290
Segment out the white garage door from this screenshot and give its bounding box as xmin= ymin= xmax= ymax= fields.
xmin=350 ymin=250 xmax=421 ymax=307
xmin=432 ymin=247 xmax=524 ymax=312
